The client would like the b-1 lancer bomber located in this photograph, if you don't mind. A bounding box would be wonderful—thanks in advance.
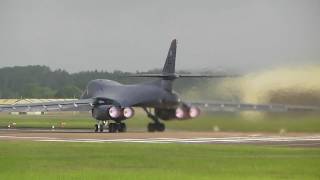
[0,39,319,132]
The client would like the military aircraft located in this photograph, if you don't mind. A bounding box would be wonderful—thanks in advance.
[0,39,319,132]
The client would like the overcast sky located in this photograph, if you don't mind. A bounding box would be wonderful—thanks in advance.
[0,0,319,73]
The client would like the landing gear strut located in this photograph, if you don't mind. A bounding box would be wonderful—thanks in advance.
[94,120,107,133]
[143,107,165,132]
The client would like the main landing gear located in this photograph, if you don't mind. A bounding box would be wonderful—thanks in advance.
[143,108,165,132]
[94,121,127,133]
[109,122,127,133]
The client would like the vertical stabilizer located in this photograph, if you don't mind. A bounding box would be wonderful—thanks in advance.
[162,39,177,75]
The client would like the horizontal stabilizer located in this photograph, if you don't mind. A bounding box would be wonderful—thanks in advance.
[127,74,169,78]
[190,101,320,112]
[176,74,239,78]
[127,73,239,79]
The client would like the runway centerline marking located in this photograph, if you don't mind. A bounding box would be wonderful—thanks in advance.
[2,135,320,145]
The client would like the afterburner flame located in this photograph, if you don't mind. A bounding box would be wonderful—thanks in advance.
[108,106,121,118]
[123,107,134,118]
[175,107,185,119]
[189,106,200,118]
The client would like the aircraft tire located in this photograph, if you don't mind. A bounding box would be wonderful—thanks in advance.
[94,124,99,132]
[156,123,165,132]
[99,124,104,132]
[118,123,127,133]
[147,123,156,132]
[109,123,117,133]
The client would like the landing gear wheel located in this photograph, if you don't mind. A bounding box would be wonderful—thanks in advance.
[99,124,104,132]
[147,123,165,132]
[109,123,117,133]
[157,123,165,132]
[108,123,127,133]
[94,124,99,132]
[143,108,166,132]
[147,123,156,132]
[118,123,127,133]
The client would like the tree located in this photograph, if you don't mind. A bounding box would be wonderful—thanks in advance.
[55,85,83,98]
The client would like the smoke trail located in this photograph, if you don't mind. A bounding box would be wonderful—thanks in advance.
[230,65,320,106]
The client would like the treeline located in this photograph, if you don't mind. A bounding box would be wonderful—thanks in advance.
[0,65,207,98]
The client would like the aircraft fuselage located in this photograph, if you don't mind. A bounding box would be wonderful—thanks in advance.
[81,79,181,109]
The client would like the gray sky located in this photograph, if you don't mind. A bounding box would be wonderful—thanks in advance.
[0,0,319,73]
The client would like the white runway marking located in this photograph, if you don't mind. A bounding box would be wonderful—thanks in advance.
[2,135,320,145]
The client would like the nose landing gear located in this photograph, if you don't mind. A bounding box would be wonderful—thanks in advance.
[94,120,106,133]
[94,120,127,133]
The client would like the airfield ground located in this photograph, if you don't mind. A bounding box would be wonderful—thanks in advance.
[0,112,320,179]
[0,140,320,180]
[1,130,320,147]
[1,112,320,132]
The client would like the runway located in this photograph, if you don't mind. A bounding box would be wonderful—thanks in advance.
[1,128,320,147]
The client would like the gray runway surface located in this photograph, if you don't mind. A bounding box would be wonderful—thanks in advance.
[1,128,320,147]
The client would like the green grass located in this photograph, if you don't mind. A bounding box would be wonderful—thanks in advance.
[0,112,320,133]
[0,141,319,180]
[0,113,93,129]
[166,112,320,132]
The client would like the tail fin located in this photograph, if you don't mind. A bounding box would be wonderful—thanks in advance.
[128,39,238,79]
[162,39,177,75]
[126,39,238,91]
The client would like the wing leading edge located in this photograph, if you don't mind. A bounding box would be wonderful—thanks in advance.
[0,99,95,113]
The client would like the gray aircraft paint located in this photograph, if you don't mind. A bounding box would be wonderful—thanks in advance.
[81,39,181,108]
[82,79,180,108]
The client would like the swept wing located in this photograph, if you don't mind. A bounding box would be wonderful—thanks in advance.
[189,101,320,112]
[0,99,94,113]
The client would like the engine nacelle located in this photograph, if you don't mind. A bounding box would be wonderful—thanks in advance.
[92,105,110,120]
[155,106,201,121]
[175,106,201,120]
[92,106,135,120]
